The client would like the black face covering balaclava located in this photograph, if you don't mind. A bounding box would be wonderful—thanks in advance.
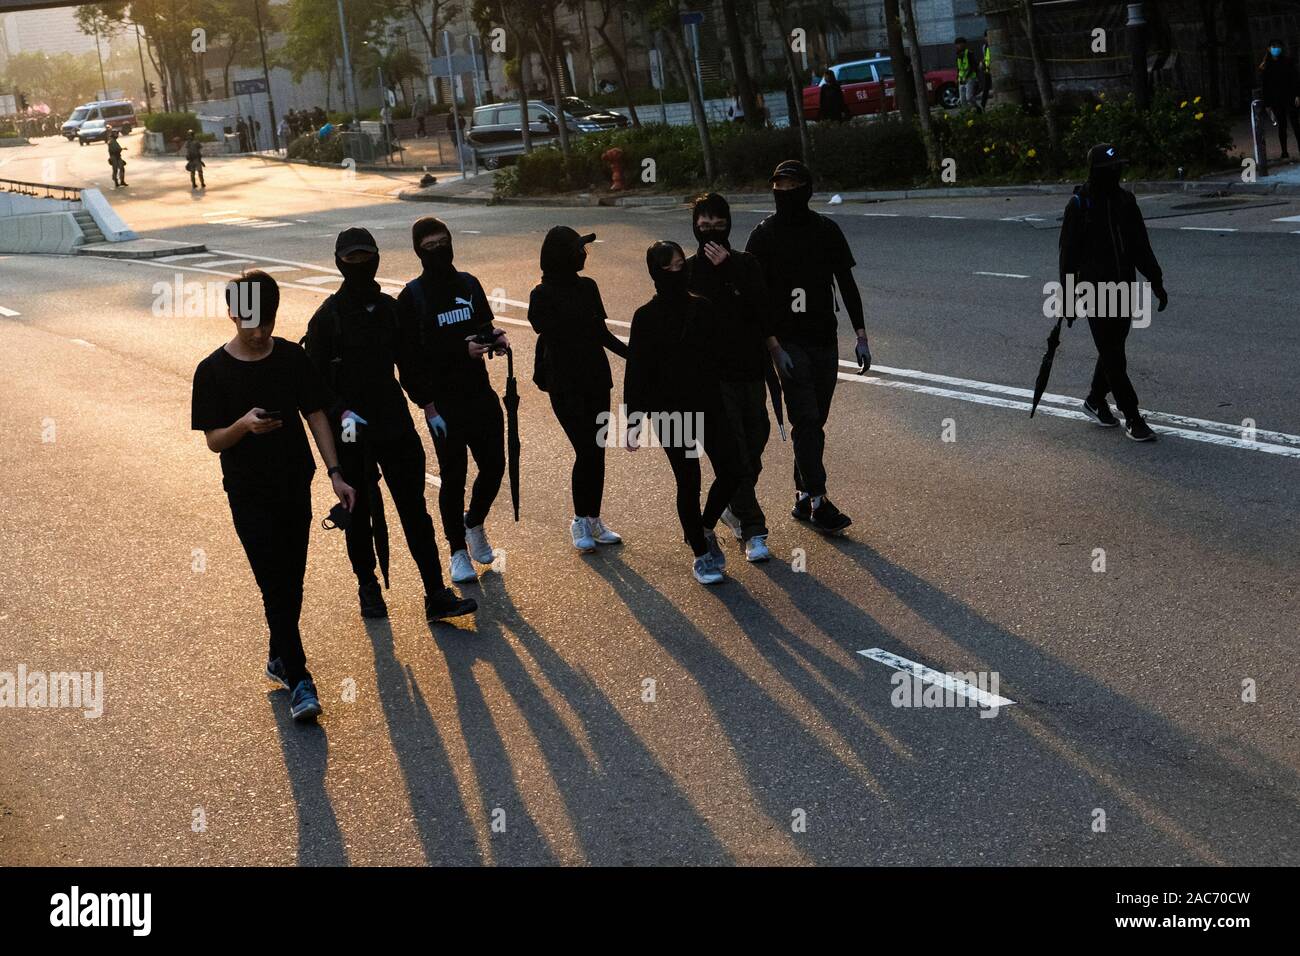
[334,227,380,293]
[540,225,589,278]
[412,216,455,276]
[1088,164,1123,194]
[647,240,689,299]
[692,193,732,251]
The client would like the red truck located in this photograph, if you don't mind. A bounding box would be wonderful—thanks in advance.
[802,56,960,121]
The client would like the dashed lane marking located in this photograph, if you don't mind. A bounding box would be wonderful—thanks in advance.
[857,648,1016,710]
[973,271,1030,279]
[1179,226,1238,232]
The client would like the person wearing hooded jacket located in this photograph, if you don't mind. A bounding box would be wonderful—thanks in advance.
[1058,143,1168,443]
[527,226,629,552]
[746,159,869,535]
[303,227,478,623]
[397,217,508,585]
[686,192,780,563]
[624,241,742,585]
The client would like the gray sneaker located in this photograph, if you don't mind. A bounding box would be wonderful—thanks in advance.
[703,529,727,570]
[692,554,725,585]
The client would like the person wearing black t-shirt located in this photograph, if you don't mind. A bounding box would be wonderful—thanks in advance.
[527,225,629,553]
[191,271,356,722]
[746,159,871,535]
[303,227,478,623]
[624,241,742,585]
[397,217,507,587]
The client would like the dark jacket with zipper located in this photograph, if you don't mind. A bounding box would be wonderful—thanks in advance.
[527,274,628,393]
[624,292,724,417]
[685,248,773,383]
[395,269,497,413]
[303,284,427,442]
[1059,183,1163,290]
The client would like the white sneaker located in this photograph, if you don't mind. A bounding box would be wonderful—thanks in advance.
[587,516,622,545]
[570,517,596,552]
[449,549,478,583]
[719,507,743,541]
[703,529,727,570]
[693,554,725,585]
[465,520,495,564]
[744,535,771,563]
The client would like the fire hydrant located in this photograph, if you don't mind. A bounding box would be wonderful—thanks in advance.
[602,147,626,191]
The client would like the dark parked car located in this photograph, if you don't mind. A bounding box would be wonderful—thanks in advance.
[467,97,629,167]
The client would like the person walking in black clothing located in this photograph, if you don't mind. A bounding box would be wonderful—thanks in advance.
[303,228,478,622]
[1058,144,1168,442]
[1260,40,1300,160]
[528,226,629,552]
[818,68,847,123]
[185,130,205,189]
[107,129,127,188]
[397,217,507,586]
[625,241,742,585]
[746,160,870,534]
[191,271,357,722]
[686,193,779,563]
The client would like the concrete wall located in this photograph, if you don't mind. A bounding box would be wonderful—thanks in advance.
[0,211,81,254]
[0,191,77,216]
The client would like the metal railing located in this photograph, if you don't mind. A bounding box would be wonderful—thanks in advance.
[0,178,83,202]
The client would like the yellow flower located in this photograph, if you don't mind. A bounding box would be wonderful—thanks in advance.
[1180,100,1188,108]
[1094,104,1102,112]
[1195,111,1204,121]
[983,146,991,153]
[1027,148,1037,158]
[1194,95,1202,104]
[1099,93,1106,100]
[966,119,974,127]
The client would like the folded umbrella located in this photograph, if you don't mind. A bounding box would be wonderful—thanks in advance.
[765,357,787,441]
[362,436,389,588]
[1030,316,1065,418]
[504,346,521,520]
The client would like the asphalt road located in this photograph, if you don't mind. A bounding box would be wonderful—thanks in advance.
[1,139,1297,865]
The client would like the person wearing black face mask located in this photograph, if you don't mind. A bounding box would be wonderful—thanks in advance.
[528,225,629,553]
[685,192,781,563]
[624,241,742,585]
[397,216,508,587]
[1059,144,1167,443]
[304,227,478,623]
[746,159,868,535]
[1259,40,1300,160]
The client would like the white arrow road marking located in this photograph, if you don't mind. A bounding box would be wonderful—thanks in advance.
[857,648,1016,709]
[0,306,20,317]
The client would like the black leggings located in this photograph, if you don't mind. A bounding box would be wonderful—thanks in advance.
[430,395,505,553]
[550,387,611,518]
[228,482,313,687]
[656,407,741,557]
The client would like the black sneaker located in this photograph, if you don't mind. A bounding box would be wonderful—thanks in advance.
[358,580,388,619]
[425,586,478,622]
[791,493,812,522]
[289,678,322,722]
[1125,416,1157,442]
[1082,397,1120,428]
[810,497,853,534]
[265,657,290,690]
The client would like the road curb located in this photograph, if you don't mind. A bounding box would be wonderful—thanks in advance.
[77,238,208,259]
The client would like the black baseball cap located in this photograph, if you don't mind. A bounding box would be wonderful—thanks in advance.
[770,159,813,186]
[335,226,379,257]
[1087,143,1128,169]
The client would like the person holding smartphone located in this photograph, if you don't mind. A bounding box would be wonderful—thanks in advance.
[191,271,356,722]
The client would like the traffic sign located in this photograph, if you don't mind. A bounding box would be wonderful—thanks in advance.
[233,78,268,95]
[679,11,704,26]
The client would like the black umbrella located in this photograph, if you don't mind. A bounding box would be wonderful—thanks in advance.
[764,357,787,441]
[504,346,521,520]
[362,438,390,587]
[1030,316,1065,418]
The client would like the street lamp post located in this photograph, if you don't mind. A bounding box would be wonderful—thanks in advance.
[1128,2,1150,109]
[335,0,359,125]
[252,0,279,151]
[135,23,153,114]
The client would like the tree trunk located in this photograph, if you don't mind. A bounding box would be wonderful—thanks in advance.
[1197,0,1221,109]
[883,0,916,121]
[661,27,716,182]
[533,28,570,158]
[594,18,640,128]
[775,15,811,162]
[899,0,938,173]
[722,0,761,128]
[1020,0,1059,154]
[518,41,534,154]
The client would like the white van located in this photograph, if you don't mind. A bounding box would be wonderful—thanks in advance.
[62,101,137,140]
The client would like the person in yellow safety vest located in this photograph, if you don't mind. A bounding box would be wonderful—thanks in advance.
[981,30,992,109]
[955,36,982,112]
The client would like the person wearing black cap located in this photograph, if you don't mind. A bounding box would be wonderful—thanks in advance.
[1059,143,1167,442]
[398,217,508,585]
[191,271,357,721]
[745,159,869,534]
[686,193,780,563]
[625,240,742,585]
[528,225,629,552]
[304,228,478,622]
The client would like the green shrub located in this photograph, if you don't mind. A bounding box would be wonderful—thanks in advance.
[144,111,202,142]
[286,131,346,163]
[933,106,1055,182]
[1062,89,1233,177]
[0,124,19,137]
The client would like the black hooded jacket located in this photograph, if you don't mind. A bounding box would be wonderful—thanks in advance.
[527,227,628,393]
[1058,181,1163,289]
[685,247,772,382]
[395,269,497,411]
[1261,53,1299,108]
[624,291,723,417]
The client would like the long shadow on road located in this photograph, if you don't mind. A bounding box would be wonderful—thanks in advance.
[269,691,348,866]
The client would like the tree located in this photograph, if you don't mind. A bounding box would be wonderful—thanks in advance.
[882,0,916,122]
[399,0,460,102]
[1018,0,1058,154]
[898,0,938,173]
[651,0,716,180]
[526,0,573,158]
[769,0,810,163]
[474,0,535,153]
[720,0,759,128]
[589,0,641,128]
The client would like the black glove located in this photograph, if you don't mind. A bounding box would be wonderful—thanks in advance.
[1153,283,1168,312]
[855,337,872,373]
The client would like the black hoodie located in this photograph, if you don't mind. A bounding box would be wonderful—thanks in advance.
[527,226,629,393]
[624,289,723,418]
[1058,177,1163,290]
[685,245,772,382]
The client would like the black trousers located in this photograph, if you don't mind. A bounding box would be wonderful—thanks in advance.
[656,405,741,557]
[111,162,125,186]
[340,426,445,594]
[717,378,770,539]
[430,394,505,553]
[1271,102,1300,155]
[228,482,313,687]
[1085,315,1140,421]
[549,387,611,518]
[780,341,840,498]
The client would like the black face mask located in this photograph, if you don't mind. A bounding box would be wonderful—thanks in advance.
[1089,166,1122,194]
[693,224,731,250]
[336,255,379,287]
[773,184,812,220]
[652,267,690,299]
[418,244,454,275]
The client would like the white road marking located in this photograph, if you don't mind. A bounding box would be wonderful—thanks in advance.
[1271,214,1300,222]
[857,648,1016,709]
[1000,215,1046,222]
[973,271,1030,279]
[461,230,482,234]
[201,210,241,218]
[1179,226,1238,232]
[0,306,20,317]
[156,253,216,262]
[862,212,900,217]
[928,215,966,219]
[247,221,292,229]
[207,217,253,224]
[201,259,253,268]
[296,275,341,285]
[70,338,94,349]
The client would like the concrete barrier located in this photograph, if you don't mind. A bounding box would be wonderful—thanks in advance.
[0,211,82,253]
[79,188,137,242]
